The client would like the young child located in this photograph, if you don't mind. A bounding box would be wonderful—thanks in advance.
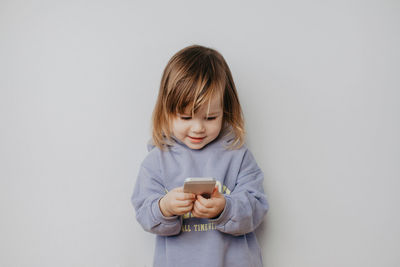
[131,45,269,267]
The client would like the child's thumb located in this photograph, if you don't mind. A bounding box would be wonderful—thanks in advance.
[212,186,220,196]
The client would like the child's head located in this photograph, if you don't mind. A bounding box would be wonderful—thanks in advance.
[152,44,244,150]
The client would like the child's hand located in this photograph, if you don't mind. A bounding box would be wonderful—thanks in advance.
[159,187,196,217]
[192,187,226,219]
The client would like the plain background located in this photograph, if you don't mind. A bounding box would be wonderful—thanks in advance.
[1,0,399,266]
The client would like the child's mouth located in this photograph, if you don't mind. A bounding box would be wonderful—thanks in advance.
[188,136,205,143]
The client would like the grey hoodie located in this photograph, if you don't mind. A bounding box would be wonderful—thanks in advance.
[131,135,269,267]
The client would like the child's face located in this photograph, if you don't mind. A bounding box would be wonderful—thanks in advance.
[171,96,223,150]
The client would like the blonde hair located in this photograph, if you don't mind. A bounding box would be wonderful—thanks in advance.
[151,44,245,150]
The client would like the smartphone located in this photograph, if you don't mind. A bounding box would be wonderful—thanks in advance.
[183,177,216,198]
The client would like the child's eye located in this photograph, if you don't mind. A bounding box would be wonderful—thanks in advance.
[206,117,217,120]
[180,116,192,120]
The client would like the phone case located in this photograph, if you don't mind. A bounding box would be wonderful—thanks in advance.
[183,177,216,197]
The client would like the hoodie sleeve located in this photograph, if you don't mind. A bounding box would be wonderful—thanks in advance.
[211,149,269,236]
[131,151,182,236]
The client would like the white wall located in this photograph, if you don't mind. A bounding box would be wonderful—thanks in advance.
[1,0,399,266]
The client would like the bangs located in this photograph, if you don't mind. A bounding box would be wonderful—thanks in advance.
[164,58,225,116]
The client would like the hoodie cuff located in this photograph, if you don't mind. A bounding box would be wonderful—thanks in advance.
[209,195,231,226]
[152,197,179,223]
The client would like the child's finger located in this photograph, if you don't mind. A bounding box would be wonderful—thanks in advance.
[196,194,213,208]
[176,193,195,201]
[211,186,221,197]
[177,206,192,215]
[192,205,207,218]
[173,187,184,192]
[174,199,194,207]
[194,198,206,212]
[192,209,202,218]
[173,187,195,200]
[196,197,214,211]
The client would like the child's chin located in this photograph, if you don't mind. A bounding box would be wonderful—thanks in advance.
[185,141,207,149]
[188,144,205,150]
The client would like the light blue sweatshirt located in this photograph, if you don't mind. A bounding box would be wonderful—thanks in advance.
[131,135,269,267]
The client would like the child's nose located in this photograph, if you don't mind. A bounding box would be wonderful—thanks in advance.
[192,119,205,133]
